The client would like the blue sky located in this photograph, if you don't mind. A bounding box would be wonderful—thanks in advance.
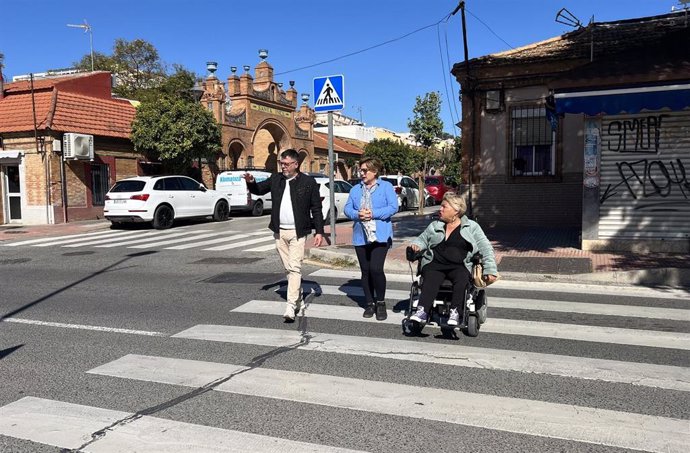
[1,0,674,134]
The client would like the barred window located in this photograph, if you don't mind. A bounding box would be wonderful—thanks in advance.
[511,106,555,176]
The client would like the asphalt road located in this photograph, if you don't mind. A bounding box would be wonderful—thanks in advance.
[0,215,688,452]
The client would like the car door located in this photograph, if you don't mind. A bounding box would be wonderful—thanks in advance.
[179,176,212,216]
[334,181,352,219]
[160,177,187,217]
[403,177,420,208]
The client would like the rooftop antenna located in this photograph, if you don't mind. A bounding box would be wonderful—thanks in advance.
[67,20,94,71]
[555,8,582,28]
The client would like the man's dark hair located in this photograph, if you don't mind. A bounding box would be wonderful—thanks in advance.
[280,149,300,162]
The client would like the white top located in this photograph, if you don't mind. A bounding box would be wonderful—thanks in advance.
[279,175,296,229]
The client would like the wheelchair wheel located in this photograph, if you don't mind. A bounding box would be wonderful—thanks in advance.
[464,315,479,337]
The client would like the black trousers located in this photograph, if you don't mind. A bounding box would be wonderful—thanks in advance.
[418,264,471,312]
[354,241,389,304]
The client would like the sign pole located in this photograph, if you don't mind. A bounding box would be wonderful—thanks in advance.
[327,111,336,245]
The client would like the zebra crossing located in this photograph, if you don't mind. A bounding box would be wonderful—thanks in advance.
[0,227,277,253]
[0,270,688,452]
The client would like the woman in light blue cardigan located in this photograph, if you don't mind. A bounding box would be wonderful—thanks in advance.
[344,157,398,321]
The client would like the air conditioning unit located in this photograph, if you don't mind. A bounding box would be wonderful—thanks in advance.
[63,133,94,160]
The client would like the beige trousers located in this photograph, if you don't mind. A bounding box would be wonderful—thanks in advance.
[275,229,306,308]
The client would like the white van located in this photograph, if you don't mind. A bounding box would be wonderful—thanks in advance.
[215,170,273,216]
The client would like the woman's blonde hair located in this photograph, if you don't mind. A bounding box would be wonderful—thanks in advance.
[443,192,467,217]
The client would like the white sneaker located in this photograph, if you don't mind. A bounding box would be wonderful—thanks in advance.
[283,305,296,322]
[447,308,460,326]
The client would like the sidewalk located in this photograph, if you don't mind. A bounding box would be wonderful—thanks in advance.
[307,210,690,289]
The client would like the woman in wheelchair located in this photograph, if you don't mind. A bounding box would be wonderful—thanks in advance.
[408,192,498,326]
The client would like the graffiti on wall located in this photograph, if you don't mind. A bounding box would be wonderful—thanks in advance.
[605,114,668,153]
[600,158,689,209]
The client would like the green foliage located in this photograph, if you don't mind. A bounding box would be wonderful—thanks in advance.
[74,38,166,99]
[363,138,423,175]
[131,96,221,174]
[408,92,444,149]
[439,136,463,183]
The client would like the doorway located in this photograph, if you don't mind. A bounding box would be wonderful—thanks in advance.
[2,165,22,222]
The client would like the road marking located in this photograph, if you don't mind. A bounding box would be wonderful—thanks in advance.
[309,269,690,300]
[164,231,268,250]
[65,229,193,248]
[0,397,367,453]
[204,236,274,251]
[243,243,277,252]
[173,325,690,391]
[88,354,690,453]
[1,317,166,337]
[2,229,133,247]
[287,283,688,320]
[233,300,690,350]
[127,232,222,248]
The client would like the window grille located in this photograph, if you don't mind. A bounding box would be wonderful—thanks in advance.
[510,106,555,176]
[91,164,109,206]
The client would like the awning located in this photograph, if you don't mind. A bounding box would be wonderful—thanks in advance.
[554,83,690,115]
[0,150,24,160]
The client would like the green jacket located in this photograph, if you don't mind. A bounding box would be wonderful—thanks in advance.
[411,216,498,275]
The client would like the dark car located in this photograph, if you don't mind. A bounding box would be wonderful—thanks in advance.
[424,175,457,204]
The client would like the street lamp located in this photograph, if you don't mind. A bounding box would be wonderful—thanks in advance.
[67,20,94,71]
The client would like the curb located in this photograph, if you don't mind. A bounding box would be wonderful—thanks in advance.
[307,247,690,289]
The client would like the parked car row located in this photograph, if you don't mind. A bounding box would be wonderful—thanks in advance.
[104,171,447,229]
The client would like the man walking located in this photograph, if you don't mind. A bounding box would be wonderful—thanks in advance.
[243,149,324,322]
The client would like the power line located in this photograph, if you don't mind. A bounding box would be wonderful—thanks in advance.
[443,22,461,133]
[465,8,514,49]
[275,13,452,76]
[436,22,458,136]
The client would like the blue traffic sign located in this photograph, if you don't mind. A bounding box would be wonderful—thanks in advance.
[313,75,345,112]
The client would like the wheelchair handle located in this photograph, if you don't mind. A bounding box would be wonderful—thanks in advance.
[406,246,424,262]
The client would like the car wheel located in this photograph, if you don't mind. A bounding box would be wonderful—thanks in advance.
[401,198,408,211]
[213,200,230,221]
[251,200,264,216]
[152,205,174,230]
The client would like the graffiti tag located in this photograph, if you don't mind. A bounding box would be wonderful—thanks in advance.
[605,114,668,153]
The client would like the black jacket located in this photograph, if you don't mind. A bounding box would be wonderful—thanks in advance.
[247,172,324,238]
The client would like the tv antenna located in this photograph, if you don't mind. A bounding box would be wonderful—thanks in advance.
[555,8,582,28]
[67,20,94,71]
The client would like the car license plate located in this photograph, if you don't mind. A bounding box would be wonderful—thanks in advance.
[113,199,127,204]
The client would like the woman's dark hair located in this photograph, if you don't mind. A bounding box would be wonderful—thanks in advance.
[359,157,383,177]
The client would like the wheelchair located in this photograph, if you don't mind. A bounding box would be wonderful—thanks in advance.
[402,246,488,337]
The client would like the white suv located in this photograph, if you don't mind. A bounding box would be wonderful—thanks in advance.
[104,176,230,229]
[380,175,421,211]
[312,176,353,223]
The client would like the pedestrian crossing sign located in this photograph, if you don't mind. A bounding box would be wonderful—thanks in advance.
[313,75,345,112]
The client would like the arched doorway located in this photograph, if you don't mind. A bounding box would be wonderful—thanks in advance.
[228,141,245,169]
[252,120,291,172]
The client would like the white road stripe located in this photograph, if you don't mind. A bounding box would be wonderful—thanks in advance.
[128,232,222,248]
[288,283,689,321]
[2,229,117,246]
[1,317,166,336]
[243,243,277,252]
[204,236,274,251]
[0,397,366,453]
[32,230,144,247]
[173,325,690,392]
[165,231,269,250]
[64,229,188,248]
[309,269,690,300]
[233,300,690,350]
[88,354,690,453]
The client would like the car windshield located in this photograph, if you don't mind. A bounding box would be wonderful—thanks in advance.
[110,180,146,192]
[425,178,440,186]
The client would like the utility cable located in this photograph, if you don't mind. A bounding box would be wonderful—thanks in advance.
[465,8,514,49]
[443,22,461,132]
[437,22,458,136]
[276,13,453,76]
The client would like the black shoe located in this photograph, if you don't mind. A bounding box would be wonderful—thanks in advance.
[363,304,375,318]
[375,301,387,321]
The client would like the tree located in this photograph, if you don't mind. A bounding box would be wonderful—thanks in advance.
[363,138,422,175]
[408,92,444,213]
[74,38,166,99]
[131,96,222,175]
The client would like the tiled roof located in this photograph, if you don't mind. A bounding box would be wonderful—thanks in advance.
[313,131,364,155]
[461,12,690,68]
[0,72,135,138]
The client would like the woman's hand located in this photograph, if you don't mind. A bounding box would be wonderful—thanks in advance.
[358,208,372,221]
[483,274,499,285]
[410,244,420,252]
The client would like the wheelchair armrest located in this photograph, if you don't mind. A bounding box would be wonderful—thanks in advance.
[406,246,424,262]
